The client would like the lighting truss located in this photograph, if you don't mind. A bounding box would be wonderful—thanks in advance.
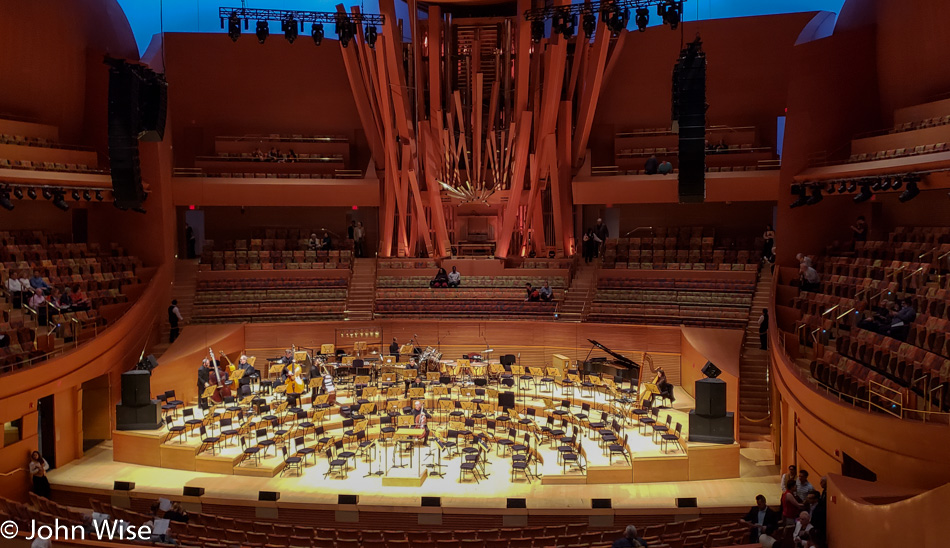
[219,7,385,27]
[524,0,682,23]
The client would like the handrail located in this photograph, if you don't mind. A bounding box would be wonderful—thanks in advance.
[0,467,27,477]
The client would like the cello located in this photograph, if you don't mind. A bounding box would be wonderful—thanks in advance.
[208,347,232,403]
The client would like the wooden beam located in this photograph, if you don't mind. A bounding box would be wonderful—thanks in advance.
[571,17,612,168]
[494,110,533,258]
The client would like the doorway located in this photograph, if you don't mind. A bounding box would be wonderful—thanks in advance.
[184,209,205,259]
[81,375,111,453]
[37,395,55,469]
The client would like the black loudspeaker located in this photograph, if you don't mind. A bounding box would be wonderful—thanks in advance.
[591,499,612,509]
[701,361,722,379]
[138,71,168,142]
[676,497,698,508]
[136,354,159,372]
[338,494,358,505]
[259,491,280,501]
[121,370,152,406]
[498,391,516,410]
[506,498,526,509]
[114,481,135,491]
[688,411,734,444]
[106,58,146,210]
[421,497,441,507]
[673,38,707,203]
[115,402,161,430]
[694,378,727,417]
[183,487,205,497]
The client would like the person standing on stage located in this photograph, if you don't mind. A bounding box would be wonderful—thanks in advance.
[389,338,400,361]
[168,299,183,343]
[413,400,429,444]
[196,359,211,402]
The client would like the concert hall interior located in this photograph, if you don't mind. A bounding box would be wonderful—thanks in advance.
[1,0,950,547]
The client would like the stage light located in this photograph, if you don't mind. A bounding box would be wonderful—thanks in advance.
[560,12,576,39]
[228,12,241,41]
[0,191,14,211]
[837,182,847,193]
[854,183,873,204]
[789,184,808,208]
[582,10,596,37]
[52,192,70,211]
[806,186,823,206]
[27,188,37,200]
[83,190,91,201]
[42,188,53,200]
[312,22,324,45]
[337,17,353,48]
[365,25,378,48]
[899,179,920,202]
[72,189,81,201]
[636,8,650,32]
[871,178,882,191]
[282,16,298,43]
[846,181,858,193]
[531,20,545,43]
[12,188,23,199]
[95,190,104,201]
[891,176,904,191]
[880,178,891,191]
[660,1,681,30]
[256,20,269,44]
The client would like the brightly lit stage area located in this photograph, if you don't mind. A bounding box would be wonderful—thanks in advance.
[48,320,776,526]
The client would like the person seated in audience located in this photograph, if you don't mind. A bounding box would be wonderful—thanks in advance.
[657,159,673,175]
[447,266,461,287]
[71,284,90,311]
[430,268,449,288]
[288,149,298,162]
[142,503,171,543]
[857,298,896,333]
[538,281,553,302]
[268,146,280,161]
[782,478,804,526]
[799,263,820,292]
[712,138,727,153]
[28,289,48,326]
[59,287,74,310]
[163,501,189,523]
[29,270,51,294]
[886,298,916,340]
[795,253,813,268]
[796,469,814,501]
[740,494,780,544]
[644,155,659,175]
[308,232,320,251]
[5,270,25,308]
[792,511,814,547]
[322,231,332,250]
[850,215,868,244]
[611,525,647,548]
[252,147,265,161]
[525,283,540,302]
[18,270,32,297]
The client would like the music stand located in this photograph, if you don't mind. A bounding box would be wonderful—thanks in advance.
[428,438,446,478]
[363,439,380,478]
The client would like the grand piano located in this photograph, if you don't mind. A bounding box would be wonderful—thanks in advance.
[583,339,642,381]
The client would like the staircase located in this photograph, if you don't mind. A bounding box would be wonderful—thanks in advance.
[557,262,598,322]
[150,259,199,357]
[738,267,774,449]
[345,258,376,321]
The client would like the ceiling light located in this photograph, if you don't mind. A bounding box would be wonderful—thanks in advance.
[282,17,298,43]
[95,190,104,201]
[636,8,650,31]
[0,191,14,211]
[790,184,808,208]
[228,13,241,41]
[12,188,23,199]
[28,188,37,199]
[899,180,920,203]
[312,22,324,45]
[806,186,823,206]
[854,183,873,204]
[256,20,269,44]
[52,192,70,211]
[365,25,378,48]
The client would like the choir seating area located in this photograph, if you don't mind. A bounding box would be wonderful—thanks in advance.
[201,233,353,271]
[0,118,104,174]
[783,227,950,418]
[602,228,763,271]
[191,275,349,324]
[0,232,144,375]
[844,98,950,164]
[1,494,765,548]
[589,273,757,328]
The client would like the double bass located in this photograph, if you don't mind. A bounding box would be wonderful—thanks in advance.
[208,348,232,403]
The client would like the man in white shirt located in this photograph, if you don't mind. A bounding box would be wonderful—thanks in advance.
[447,266,461,288]
[796,469,815,501]
[538,282,553,302]
[5,274,23,308]
[800,263,820,292]
[792,511,814,546]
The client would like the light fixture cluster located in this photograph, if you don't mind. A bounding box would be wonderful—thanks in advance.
[790,172,928,208]
[220,7,385,48]
[525,0,684,41]
[0,185,106,212]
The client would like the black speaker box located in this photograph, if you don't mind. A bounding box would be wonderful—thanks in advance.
[183,487,205,497]
[701,360,722,379]
[115,401,161,431]
[114,481,135,491]
[338,494,358,505]
[259,491,280,501]
[506,498,526,509]
[498,391,516,410]
[688,411,734,444]
[138,72,167,142]
[121,370,152,406]
[676,497,698,508]
[591,499,612,509]
[694,378,727,417]
[421,497,441,507]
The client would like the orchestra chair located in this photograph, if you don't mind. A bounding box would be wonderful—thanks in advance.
[198,425,221,456]
[281,446,304,476]
[324,448,348,478]
[608,434,631,464]
[182,408,204,438]
[219,417,240,447]
[240,436,263,467]
[161,390,184,420]
[661,422,683,453]
[163,416,187,444]
[459,447,483,483]
[652,414,672,444]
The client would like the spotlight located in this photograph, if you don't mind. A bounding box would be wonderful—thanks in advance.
[891,177,904,191]
[899,180,920,202]
[806,186,824,206]
[854,183,873,203]
[256,20,269,44]
[312,22,324,45]
[52,192,70,211]
[659,1,681,30]
[636,8,650,31]
[365,25,378,48]
[27,188,37,200]
[0,191,13,211]
[879,178,891,191]
[560,12,576,39]
[282,17,298,43]
[72,189,81,201]
[42,188,53,200]
[95,190,104,201]
[582,10,596,37]
[531,20,545,43]
[83,190,91,201]
[12,188,23,199]
[790,184,808,208]
[846,181,858,193]
[336,17,353,48]
[837,182,847,194]
[228,13,241,41]
[871,178,882,191]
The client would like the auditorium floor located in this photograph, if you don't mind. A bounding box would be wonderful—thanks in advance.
[49,439,780,510]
